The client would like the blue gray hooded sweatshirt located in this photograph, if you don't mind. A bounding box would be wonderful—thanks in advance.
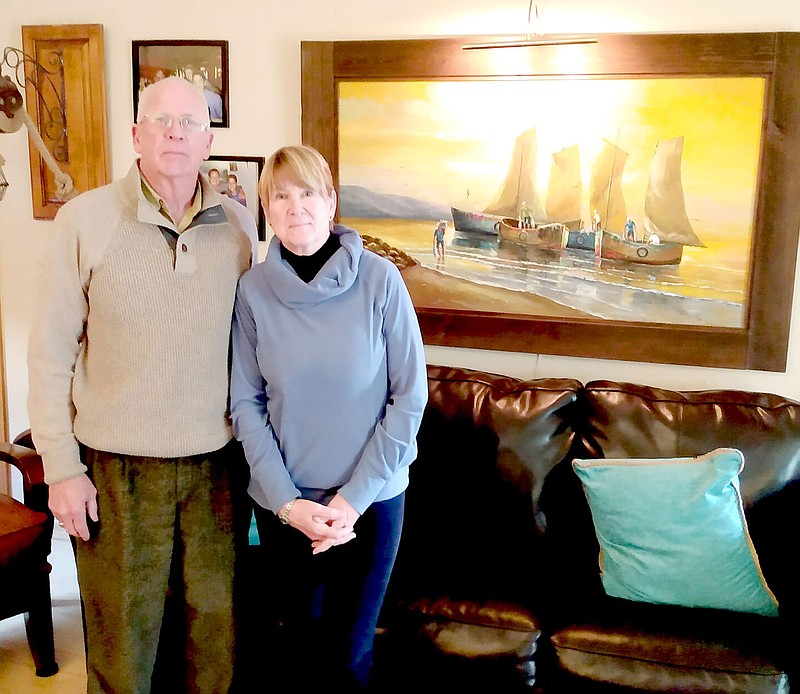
[230,224,428,515]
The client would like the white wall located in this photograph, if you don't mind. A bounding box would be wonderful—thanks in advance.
[2,0,800,441]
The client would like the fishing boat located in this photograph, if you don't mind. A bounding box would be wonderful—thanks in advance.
[562,138,628,252]
[595,137,704,265]
[449,206,503,236]
[453,127,545,238]
[598,232,688,264]
[457,129,585,248]
[546,143,583,229]
[497,217,566,250]
[451,128,582,242]
[564,229,595,250]
[482,128,543,219]
[544,143,592,250]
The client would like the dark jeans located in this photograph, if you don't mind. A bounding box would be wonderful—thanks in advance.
[253,493,404,693]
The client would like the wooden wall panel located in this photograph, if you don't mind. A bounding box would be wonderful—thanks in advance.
[21,23,110,220]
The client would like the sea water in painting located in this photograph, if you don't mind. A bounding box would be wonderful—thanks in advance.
[338,77,765,328]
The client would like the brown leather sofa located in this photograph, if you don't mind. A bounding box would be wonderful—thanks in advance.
[8,365,797,690]
[369,366,799,693]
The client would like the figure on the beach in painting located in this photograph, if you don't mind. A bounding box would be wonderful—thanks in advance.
[433,219,447,261]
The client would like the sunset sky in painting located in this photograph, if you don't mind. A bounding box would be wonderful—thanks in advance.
[338,77,765,249]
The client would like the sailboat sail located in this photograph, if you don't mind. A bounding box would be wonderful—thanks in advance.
[483,127,544,219]
[643,137,704,247]
[589,140,627,234]
[545,144,582,226]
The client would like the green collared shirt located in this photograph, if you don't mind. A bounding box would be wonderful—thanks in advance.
[139,172,203,233]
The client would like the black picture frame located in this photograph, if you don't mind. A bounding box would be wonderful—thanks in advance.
[202,155,266,241]
[132,40,229,128]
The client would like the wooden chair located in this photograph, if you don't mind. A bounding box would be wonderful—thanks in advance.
[0,439,58,677]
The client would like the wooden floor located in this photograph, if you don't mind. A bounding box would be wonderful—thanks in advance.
[0,525,86,694]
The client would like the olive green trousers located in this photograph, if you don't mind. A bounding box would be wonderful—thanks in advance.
[76,442,250,694]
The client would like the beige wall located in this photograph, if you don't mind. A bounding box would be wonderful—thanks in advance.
[2,0,800,442]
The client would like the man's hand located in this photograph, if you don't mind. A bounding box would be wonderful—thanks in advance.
[48,474,98,541]
[311,493,360,555]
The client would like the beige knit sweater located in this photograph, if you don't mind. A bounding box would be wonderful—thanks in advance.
[27,163,258,484]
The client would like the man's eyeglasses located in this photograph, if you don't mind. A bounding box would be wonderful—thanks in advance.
[139,113,210,133]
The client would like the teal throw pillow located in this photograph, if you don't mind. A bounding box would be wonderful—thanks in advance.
[573,448,778,617]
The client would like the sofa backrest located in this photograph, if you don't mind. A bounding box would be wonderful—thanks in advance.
[387,366,581,607]
[579,380,800,504]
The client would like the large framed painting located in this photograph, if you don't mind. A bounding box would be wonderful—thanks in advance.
[301,33,800,371]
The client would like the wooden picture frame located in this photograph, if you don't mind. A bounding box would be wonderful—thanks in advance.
[21,23,110,220]
[301,33,800,372]
[132,40,229,128]
[201,155,266,240]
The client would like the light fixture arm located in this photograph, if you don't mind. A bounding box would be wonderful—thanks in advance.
[526,0,541,40]
[462,0,597,50]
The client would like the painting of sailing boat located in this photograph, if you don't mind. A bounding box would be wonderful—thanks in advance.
[590,137,705,265]
[472,128,575,250]
[451,128,580,246]
[338,76,765,329]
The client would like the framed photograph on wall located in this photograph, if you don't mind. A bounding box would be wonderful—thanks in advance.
[201,155,266,240]
[132,40,229,127]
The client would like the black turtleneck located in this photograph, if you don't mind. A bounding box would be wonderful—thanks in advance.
[280,232,341,283]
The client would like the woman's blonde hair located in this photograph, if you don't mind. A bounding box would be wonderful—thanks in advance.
[259,145,334,210]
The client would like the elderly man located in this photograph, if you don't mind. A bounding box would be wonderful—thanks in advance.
[26,76,300,692]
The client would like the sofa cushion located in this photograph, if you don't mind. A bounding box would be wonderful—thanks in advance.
[550,602,789,694]
[377,366,580,689]
[385,366,581,609]
[405,596,540,655]
[377,597,541,689]
[573,448,778,616]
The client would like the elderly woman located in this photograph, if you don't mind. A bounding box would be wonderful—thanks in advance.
[230,145,427,692]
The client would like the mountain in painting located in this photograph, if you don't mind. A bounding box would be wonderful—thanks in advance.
[339,185,450,220]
